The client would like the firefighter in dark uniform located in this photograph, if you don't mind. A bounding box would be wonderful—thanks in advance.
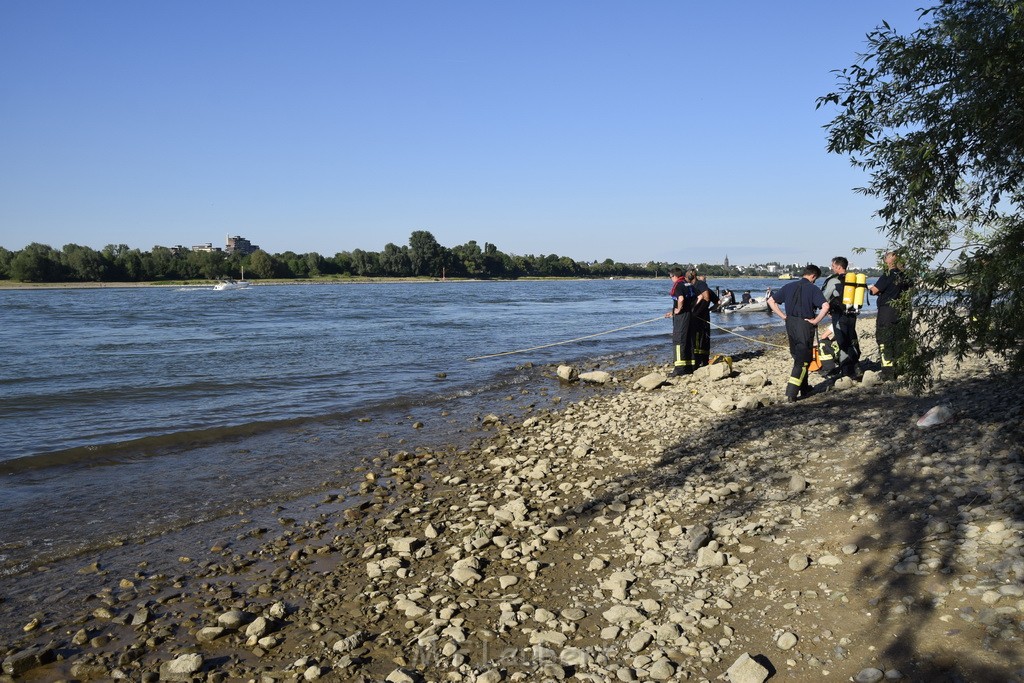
[693,273,715,367]
[820,256,861,379]
[767,264,830,402]
[869,251,910,380]
[664,267,698,375]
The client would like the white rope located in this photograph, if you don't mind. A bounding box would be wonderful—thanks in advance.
[466,314,795,362]
[466,316,665,361]
[709,319,789,349]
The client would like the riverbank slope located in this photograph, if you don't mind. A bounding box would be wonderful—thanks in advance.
[2,318,1022,682]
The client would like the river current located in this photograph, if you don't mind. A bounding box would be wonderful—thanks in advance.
[1,277,843,573]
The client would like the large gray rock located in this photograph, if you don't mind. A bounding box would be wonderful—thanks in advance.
[580,370,613,384]
[196,626,226,642]
[648,658,676,680]
[854,668,885,683]
[159,653,204,682]
[556,365,579,382]
[742,371,768,388]
[833,376,858,391]
[633,372,668,391]
[387,537,421,554]
[686,524,712,551]
[709,397,736,412]
[694,363,731,381]
[776,631,798,650]
[788,554,810,571]
[3,646,55,676]
[697,547,725,567]
[602,604,644,624]
[737,396,762,410]
[217,609,248,629]
[861,369,882,387]
[726,653,770,683]
[386,668,420,683]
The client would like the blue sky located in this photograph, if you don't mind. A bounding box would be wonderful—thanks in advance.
[0,2,925,267]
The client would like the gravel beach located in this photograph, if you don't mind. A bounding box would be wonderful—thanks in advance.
[2,317,1023,682]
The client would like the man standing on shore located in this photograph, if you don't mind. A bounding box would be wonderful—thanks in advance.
[664,267,698,375]
[820,256,861,379]
[869,251,910,380]
[693,273,715,367]
[767,264,830,402]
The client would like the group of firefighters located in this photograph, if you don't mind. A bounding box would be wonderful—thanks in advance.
[667,254,910,400]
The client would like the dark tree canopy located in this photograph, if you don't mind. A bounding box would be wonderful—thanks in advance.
[819,0,1024,388]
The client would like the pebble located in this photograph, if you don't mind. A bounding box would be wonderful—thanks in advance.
[854,667,885,683]
[776,631,798,650]
[789,554,811,571]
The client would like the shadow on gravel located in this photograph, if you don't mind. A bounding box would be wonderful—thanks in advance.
[561,369,1024,682]
[841,373,1024,682]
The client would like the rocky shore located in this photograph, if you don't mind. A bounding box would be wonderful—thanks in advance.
[3,318,1023,682]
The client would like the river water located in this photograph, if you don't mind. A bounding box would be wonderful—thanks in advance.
[0,277,843,574]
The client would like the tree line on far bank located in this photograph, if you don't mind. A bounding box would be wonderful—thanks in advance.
[0,230,799,283]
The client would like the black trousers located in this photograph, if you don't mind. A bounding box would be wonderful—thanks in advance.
[831,313,860,376]
[672,312,695,370]
[694,313,710,366]
[876,304,900,368]
[785,316,815,396]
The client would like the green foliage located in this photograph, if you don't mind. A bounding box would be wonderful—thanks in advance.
[2,236,803,283]
[10,243,62,281]
[0,247,12,279]
[408,230,444,277]
[819,0,1024,388]
[61,244,107,281]
[247,250,275,279]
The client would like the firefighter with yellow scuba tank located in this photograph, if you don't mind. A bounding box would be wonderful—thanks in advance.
[664,267,699,376]
[820,256,863,379]
[869,251,910,380]
[767,264,830,402]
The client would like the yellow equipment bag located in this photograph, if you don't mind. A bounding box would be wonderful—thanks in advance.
[709,354,733,373]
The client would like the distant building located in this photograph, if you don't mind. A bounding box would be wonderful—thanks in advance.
[724,254,730,269]
[191,243,222,253]
[225,235,260,255]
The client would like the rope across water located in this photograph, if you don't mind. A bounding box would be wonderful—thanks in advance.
[466,314,787,362]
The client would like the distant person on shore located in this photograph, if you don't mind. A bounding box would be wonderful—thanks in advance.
[693,273,715,367]
[767,264,830,402]
[869,251,910,380]
[664,267,698,375]
[820,256,861,379]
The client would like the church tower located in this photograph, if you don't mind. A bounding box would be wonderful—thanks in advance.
[724,254,730,269]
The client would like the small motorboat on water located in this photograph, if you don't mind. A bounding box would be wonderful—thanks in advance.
[718,288,773,313]
[213,278,249,291]
[213,267,250,290]
[718,298,769,313]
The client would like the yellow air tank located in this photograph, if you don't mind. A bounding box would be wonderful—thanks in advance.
[842,272,857,306]
[854,272,867,306]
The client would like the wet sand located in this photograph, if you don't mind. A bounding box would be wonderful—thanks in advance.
[2,317,1022,682]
